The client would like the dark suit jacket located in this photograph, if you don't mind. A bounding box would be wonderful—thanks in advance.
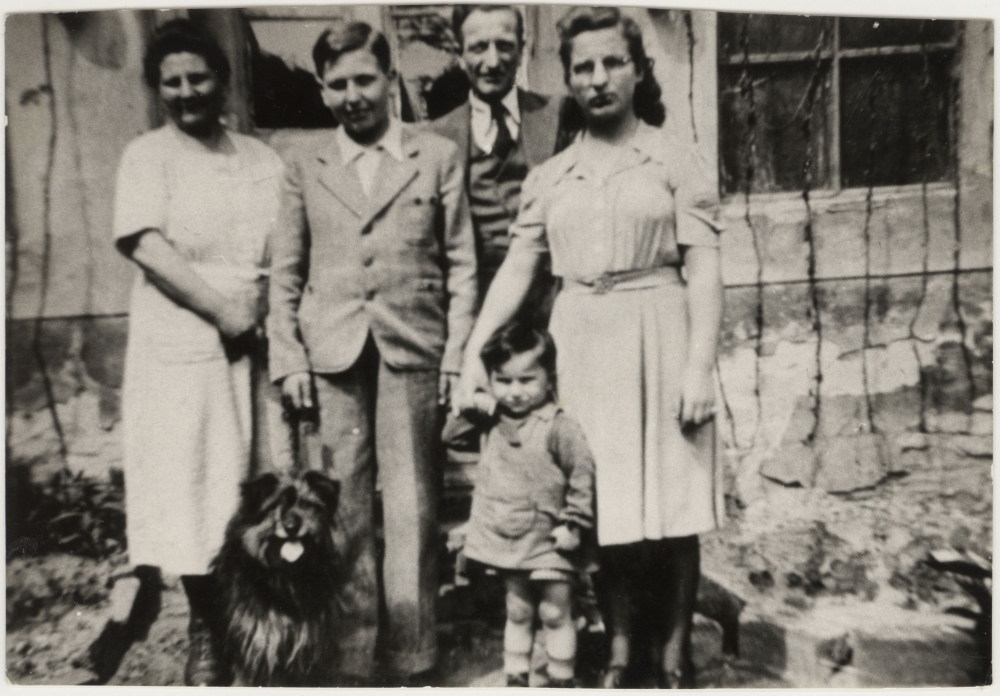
[267,125,478,382]
[427,89,562,175]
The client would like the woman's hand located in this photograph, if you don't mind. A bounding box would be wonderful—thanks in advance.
[678,366,715,431]
[680,245,722,432]
[215,301,259,339]
[451,359,495,416]
[282,372,315,411]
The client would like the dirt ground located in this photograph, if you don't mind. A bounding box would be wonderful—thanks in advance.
[7,420,988,688]
[6,550,786,688]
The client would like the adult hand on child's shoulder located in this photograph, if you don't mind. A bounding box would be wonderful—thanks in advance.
[452,359,495,416]
[438,372,460,406]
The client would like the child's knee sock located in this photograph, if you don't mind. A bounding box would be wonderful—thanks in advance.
[543,618,577,680]
[504,617,534,676]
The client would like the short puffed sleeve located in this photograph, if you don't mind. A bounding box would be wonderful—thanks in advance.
[669,135,723,248]
[507,165,550,256]
[112,134,168,243]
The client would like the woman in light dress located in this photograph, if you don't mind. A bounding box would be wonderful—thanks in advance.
[112,19,284,685]
[455,7,724,688]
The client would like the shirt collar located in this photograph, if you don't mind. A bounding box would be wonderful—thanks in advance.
[559,120,664,180]
[468,88,521,125]
[495,401,558,445]
[501,401,558,425]
[337,118,405,164]
[628,120,665,164]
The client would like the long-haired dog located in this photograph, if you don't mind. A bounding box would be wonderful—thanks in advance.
[211,470,342,686]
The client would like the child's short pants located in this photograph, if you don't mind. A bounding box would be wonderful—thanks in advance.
[527,568,576,583]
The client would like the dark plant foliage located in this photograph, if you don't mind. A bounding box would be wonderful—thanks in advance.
[7,468,126,559]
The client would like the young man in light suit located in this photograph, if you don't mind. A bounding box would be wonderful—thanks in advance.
[429,5,562,300]
[267,22,477,684]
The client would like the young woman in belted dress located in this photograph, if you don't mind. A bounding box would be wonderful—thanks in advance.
[454,7,724,688]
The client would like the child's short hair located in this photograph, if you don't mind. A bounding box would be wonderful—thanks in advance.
[312,21,391,77]
[481,319,557,377]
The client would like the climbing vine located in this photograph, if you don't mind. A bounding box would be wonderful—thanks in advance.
[799,21,830,443]
[859,57,881,432]
[684,10,698,143]
[909,24,938,435]
[948,23,977,408]
[738,14,765,448]
[33,14,69,465]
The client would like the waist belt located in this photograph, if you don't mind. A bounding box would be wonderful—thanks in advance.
[561,266,682,294]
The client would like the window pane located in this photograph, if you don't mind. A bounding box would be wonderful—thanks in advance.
[249,19,341,128]
[839,17,957,49]
[392,8,468,120]
[840,53,953,188]
[720,63,831,194]
[718,13,830,58]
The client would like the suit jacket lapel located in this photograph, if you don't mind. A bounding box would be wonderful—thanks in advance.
[455,102,472,170]
[518,89,558,167]
[316,137,368,219]
[363,129,420,227]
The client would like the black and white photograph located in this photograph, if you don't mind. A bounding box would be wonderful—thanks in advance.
[4,0,993,688]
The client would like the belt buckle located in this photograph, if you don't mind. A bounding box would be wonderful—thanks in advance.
[593,275,615,294]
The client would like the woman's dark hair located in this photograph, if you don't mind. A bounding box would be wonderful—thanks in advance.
[556,6,665,129]
[142,19,231,89]
[481,319,557,379]
[312,22,391,77]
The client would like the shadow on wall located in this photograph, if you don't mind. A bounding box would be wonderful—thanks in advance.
[57,12,127,69]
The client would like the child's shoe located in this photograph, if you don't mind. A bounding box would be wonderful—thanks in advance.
[506,672,530,687]
[546,676,576,689]
[542,665,577,689]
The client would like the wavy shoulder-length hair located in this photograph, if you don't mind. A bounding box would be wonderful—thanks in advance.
[555,7,665,138]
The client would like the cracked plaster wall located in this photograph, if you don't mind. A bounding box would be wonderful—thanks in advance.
[6,12,994,503]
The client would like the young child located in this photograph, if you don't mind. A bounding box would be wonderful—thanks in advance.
[460,320,596,688]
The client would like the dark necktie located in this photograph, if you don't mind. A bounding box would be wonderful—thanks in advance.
[490,101,514,160]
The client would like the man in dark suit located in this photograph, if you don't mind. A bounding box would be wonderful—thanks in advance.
[268,22,476,683]
[429,5,562,298]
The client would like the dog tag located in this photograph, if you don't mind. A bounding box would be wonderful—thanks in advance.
[281,541,304,563]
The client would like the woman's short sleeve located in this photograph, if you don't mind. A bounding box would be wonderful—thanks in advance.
[507,165,550,256]
[671,137,723,248]
[113,136,168,243]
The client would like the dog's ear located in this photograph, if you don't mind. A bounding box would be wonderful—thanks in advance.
[241,473,280,511]
[303,471,340,514]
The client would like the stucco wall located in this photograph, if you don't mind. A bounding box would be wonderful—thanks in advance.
[6,11,154,320]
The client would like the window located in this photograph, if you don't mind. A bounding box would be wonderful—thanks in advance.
[243,5,467,129]
[717,14,959,195]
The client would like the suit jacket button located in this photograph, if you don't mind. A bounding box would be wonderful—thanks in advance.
[363,256,374,267]
[365,289,376,301]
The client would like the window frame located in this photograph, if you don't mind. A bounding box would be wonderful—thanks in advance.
[717,15,959,201]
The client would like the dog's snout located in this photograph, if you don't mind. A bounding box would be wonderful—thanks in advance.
[282,511,302,537]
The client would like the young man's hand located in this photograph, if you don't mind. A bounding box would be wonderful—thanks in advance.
[438,372,461,406]
[281,372,314,410]
[550,524,580,552]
